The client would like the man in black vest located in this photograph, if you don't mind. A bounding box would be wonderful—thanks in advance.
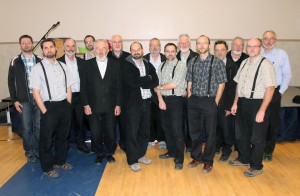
[81,39,122,165]
[144,38,166,149]
[176,34,197,154]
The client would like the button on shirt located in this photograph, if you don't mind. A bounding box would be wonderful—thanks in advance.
[149,54,162,71]
[31,59,74,101]
[21,54,36,92]
[132,58,152,99]
[96,57,108,78]
[186,54,227,97]
[65,56,80,92]
[234,55,277,99]
[157,59,187,96]
[261,47,292,94]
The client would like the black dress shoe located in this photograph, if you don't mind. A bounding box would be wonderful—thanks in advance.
[77,143,91,154]
[159,152,174,159]
[106,156,116,163]
[175,162,183,170]
[95,156,104,165]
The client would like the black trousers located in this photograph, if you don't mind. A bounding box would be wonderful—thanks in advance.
[116,112,126,150]
[188,95,217,165]
[71,93,86,144]
[39,100,72,172]
[235,98,270,170]
[149,102,165,142]
[216,108,235,156]
[265,88,281,154]
[182,97,192,149]
[161,96,185,163]
[88,112,115,157]
[125,99,150,165]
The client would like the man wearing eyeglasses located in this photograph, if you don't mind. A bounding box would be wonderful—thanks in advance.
[83,35,96,60]
[107,34,130,152]
[229,37,277,177]
[186,35,227,173]
[8,35,42,163]
[261,30,292,162]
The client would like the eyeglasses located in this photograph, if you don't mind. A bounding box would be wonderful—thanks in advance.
[85,41,94,44]
[247,45,261,49]
[196,42,209,45]
[263,37,276,42]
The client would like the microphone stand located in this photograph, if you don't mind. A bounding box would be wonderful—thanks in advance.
[33,23,59,52]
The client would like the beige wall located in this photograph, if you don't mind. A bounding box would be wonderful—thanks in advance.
[1,0,300,99]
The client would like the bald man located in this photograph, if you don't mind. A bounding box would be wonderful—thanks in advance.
[230,37,276,177]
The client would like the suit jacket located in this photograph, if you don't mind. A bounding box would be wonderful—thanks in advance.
[57,55,87,93]
[176,49,198,65]
[122,56,159,108]
[80,57,122,114]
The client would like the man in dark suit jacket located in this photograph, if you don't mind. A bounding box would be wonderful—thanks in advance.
[176,34,198,153]
[107,34,130,152]
[122,42,158,172]
[144,38,167,150]
[57,38,91,154]
[81,39,122,164]
[214,40,238,163]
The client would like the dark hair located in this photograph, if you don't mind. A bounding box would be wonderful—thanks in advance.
[40,38,56,49]
[214,40,228,50]
[130,42,143,50]
[19,35,33,44]
[84,35,95,43]
[164,43,177,52]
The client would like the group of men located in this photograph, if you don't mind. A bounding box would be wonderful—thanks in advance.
[8,30,291,178]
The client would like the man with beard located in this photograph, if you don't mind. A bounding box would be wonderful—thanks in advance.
[81,39,122,165]
[261,30,292,162]
[31,38,74,178]
[83,35,96,60]
[144,38,166,149]
[186,35,227,173]
[8,35,42,163]
[226,37,249,68]
[122,42,158,172]
[57,38,91,154]
[214,40,238,162]
[176,34,197,154]
[230,37,276,177]
[107,34,130,152]
[156,43,186,170]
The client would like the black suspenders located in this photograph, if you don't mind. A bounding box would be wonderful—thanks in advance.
[191,55,214,97]
[40,61,67,101]
[161,60,179,95]
[250,57,265,98]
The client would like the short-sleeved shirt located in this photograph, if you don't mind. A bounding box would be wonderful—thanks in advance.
[157,59,187,96]
[234,55,277,99]
[186,53,227,97]
[31,58,74,101]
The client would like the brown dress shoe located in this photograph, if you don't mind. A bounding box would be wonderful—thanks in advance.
[202,164,213,173]
[188,159,203,168]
